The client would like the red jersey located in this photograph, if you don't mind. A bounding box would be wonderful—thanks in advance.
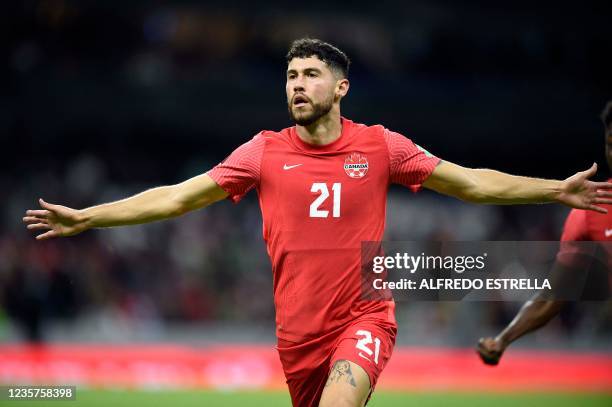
[558,179,611,273]
[208,118,439,342]
[560,182,612,242]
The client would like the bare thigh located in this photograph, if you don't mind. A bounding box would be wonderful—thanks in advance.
[318,359,370,407]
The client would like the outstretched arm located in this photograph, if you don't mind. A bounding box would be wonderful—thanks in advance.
[23,174,228,240]
[423,161,612,213]
[476,293,564,366]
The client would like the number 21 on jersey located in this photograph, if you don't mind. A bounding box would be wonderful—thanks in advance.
[309,182,341,218]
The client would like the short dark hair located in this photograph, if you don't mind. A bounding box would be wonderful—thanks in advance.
[286,38,350,78]
[601,101,612,129]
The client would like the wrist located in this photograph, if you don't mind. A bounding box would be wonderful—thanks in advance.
[548,180,564,203]
[78,209,94,229]
[495,333,510,350]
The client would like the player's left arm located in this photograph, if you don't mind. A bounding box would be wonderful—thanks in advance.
[422,161,612,213]
[477,292,564,366]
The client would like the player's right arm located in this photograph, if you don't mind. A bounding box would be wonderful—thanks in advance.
[23,174,228,240]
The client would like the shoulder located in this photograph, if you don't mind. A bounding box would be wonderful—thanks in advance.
[238,129,287,152]
[344,120,391,148]
[561,209,588,241]
[562,207,612,241]
[566,208,587,225]
[346,119,386,137]
[256,126,294,144]
[349,121,417,146]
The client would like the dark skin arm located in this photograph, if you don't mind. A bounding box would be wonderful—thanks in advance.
[477,293,564,365]
[477,241,598,366]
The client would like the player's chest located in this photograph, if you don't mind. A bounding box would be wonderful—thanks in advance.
[587,209,612,240]
[259,149,388,218]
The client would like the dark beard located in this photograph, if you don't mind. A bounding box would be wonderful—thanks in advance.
[288,95,334,126]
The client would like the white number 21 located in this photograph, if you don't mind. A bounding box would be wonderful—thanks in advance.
[309,182,341,218]
[356,329,381,365]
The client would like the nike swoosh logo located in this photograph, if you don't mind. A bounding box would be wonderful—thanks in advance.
[605,228,612,238]
[283,164,302,170]
[358,352,372,363]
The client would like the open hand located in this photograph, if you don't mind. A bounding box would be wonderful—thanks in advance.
[558,163,612,214]
[23,199,88,240]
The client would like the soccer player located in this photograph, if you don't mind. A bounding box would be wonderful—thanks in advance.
[477,101,612,366]
[23,39,612,406]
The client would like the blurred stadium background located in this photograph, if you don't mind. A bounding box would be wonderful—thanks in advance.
[1,0,611,405]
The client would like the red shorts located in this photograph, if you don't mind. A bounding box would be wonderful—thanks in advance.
[277,317,397,407]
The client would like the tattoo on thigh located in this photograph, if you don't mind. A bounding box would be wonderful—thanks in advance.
[325,360,357,387]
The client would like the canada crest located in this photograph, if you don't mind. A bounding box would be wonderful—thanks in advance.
[344,152,369,178]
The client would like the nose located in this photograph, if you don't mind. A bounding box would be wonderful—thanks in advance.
[293,82,305,94]
[292,74,306,93]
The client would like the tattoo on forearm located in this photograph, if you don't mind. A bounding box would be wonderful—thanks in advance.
[325,360,357,387]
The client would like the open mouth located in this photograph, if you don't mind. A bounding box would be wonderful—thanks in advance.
[293,94,309,107]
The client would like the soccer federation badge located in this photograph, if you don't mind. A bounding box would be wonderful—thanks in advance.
[344,153,369,178]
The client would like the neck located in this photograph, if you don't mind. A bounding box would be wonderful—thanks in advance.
[295,108,342,146]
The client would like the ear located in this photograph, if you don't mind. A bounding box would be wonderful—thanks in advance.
[335,78,350,98]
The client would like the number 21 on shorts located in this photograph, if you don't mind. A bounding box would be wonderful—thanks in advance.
[355,329,381,365]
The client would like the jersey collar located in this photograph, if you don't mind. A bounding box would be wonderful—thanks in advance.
[290,117,352,153]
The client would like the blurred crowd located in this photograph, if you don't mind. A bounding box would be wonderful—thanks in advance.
[4,1,610,176]
[7,1,608,81]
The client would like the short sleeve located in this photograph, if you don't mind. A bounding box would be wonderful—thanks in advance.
[560,209,588,242]
[383,129,440,190]
[207,132,266,203]
[557,209,592,268]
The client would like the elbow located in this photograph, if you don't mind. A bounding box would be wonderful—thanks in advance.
[171,203,189,217]
[170,195,203,217]
[449,169,488,203]
[169,190,215,217]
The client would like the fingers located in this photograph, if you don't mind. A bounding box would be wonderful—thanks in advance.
[476,337,502,366]
[24,199,56,224]
[477,352,500,366]
[477,337,493,352]
[594,182,612,190]
[27,223,51,231]
[582,162,597,177]
[586,204,608,214]
[476,338,490,353]
[36,230,59,241]
[593,198,612,205]
[39,198,58,211]
[24,199,59,218]
[25,209,50,217]
[476,347,499,366]
[23,216,48,224]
